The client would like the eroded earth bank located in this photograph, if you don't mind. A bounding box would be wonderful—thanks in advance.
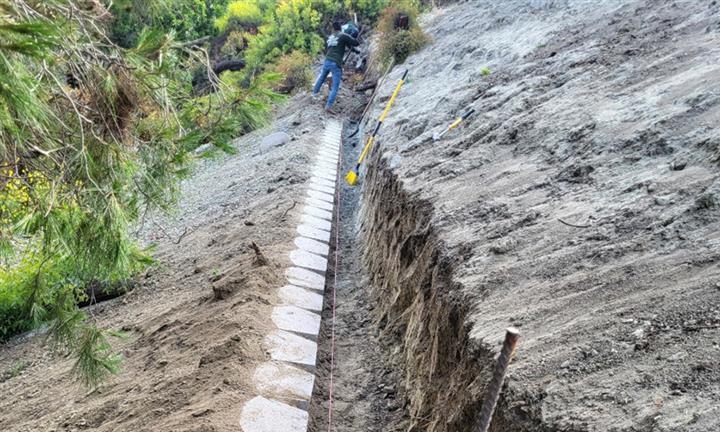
[346,1,720,431]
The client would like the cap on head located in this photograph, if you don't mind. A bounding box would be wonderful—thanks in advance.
[332,21,342,31]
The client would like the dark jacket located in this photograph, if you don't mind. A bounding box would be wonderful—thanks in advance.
[325,32,359,66]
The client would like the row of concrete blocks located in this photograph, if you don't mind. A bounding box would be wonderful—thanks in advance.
[240,120,343,432]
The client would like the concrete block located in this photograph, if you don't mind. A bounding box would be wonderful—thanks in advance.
[286,266,325,291]
[306,189,334,204]
[240,396,308,432]
[278,285,324,311]
[265,329,317,365]
[253,361,315,400]
[307,182,336,196]
[271,305,321,335]
[294,236,330,256]
[290,248,328,272]
[297,224,331,242]
[314,161,337,171]
[300,213,332,231]
[305,197,334,211]
[301,205,333,221]
[308,177,336,190]
[316,154,338,164]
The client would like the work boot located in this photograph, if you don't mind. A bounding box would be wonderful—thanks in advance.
[325,106,337,115]
[311,93,321,102]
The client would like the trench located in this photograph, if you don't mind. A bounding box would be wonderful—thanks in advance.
[308,118,549,431]
[308,120,406,431]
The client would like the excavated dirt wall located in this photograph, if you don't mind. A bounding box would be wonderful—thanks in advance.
[360,157,548,432]
[360,156,481,431]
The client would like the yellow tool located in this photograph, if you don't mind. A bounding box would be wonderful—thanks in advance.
[346,69,408,186]
[433,108,475,141]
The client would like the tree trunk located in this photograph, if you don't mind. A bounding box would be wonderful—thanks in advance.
[78,280,134,307]
[212,59,246,75]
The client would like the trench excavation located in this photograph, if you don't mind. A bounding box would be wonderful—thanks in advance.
[307,120,405,432]
[304,117,542,432]
[358,149,553,432]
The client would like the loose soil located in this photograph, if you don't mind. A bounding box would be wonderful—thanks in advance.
[0,100,326,432]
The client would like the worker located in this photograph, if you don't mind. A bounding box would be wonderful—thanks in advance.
[312,21,360,114]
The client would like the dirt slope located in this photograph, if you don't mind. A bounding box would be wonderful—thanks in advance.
[0,100,324,432]
[360,1,720,431]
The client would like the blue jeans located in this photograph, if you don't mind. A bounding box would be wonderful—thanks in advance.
[312,59,342,109]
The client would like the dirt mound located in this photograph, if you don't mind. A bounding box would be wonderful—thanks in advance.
[211,244,277,301]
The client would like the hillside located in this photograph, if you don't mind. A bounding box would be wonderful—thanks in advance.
[359,1,720,430]
[1,1,718,432]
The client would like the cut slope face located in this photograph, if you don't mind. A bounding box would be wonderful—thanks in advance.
[360,1,720,431]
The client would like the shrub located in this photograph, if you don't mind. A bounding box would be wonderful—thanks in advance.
[0,280,33,342]
[110,0,229,47]
[215,1,265,32]
[244,0,324,69]
[344,0,388,20]
[319,0,388,22]
[380,27,429,64]
[180,70,285,148]
[376,0,420,34]
[0,245,81,342]
[214,0,393,80]
[376,0,428,65]
[220,31,248,57]
[274,50,313,92]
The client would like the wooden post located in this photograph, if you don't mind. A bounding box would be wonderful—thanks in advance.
[477,328,521,432]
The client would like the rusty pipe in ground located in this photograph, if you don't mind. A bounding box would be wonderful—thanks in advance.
[477,327,521,432]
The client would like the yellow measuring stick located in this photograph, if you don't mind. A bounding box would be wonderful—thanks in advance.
[346,69,409,186]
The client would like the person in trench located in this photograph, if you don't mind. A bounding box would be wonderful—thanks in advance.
[312,21,360,114]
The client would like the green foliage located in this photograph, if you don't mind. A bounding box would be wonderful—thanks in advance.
[312,0,388,26]
[377,0,429,65]
[215,1,265,31]
[220,71,287,128]
[177,63,284,154]
[0,271,34,341]
[380,27,429,65]
[480,66,491,76]
[70,324,124,388]
[340,0,388,21]
[7,360,27,378]
[0,0,280,387]
[244,0,324,69]
[274,50,313,92]
[110,0,230,47]
[220,31,248,57]
[0,237,148,343]
[376,0,421,33]
[2,0,394,389]
[0,21,58,57]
